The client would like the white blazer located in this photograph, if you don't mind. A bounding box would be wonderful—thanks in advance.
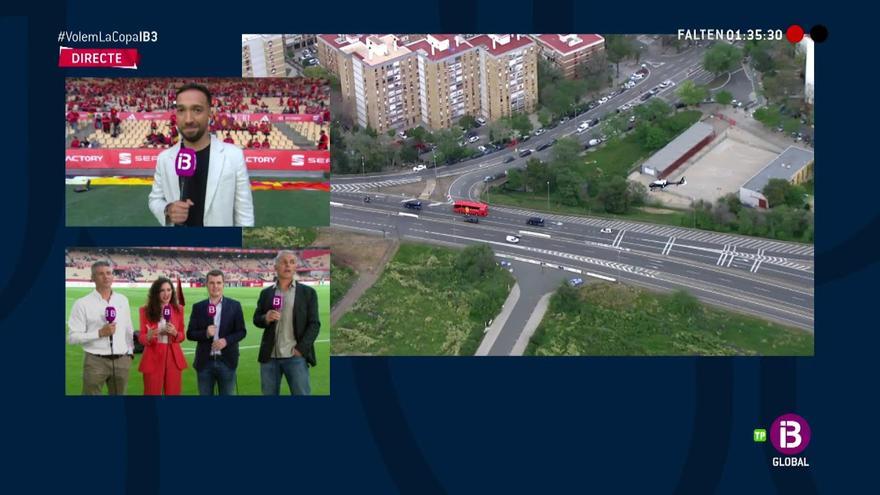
[148,135,255,226]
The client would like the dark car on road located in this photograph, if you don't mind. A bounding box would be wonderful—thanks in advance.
[536,142,553,152]
[403,200,422,210]
[518,149,532,158]
[527,217,545,226]
[464,216,479,224]
[503,156,515,163]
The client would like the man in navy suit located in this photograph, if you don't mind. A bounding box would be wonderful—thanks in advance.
[186,270,247,395]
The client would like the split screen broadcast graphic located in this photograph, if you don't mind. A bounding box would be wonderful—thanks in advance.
[66,32,817,396]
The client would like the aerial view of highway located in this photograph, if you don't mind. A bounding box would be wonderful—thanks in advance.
[314,33,814,356]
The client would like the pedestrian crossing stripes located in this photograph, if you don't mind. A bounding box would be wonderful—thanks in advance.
[493,206,814,258]
[523,246,659,279]
[331,177,422,192]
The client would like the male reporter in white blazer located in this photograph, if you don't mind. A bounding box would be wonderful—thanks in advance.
[148,83,255,227]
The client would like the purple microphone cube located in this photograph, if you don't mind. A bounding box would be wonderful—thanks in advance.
[175,148,197,177]
[105,306,116,323]
[207,303,216,317]
[162,305,172,321]
[272,295,283,311]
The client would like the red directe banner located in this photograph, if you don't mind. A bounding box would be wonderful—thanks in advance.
[59,47,140,69]
[65,148,330,172]
[76,112,324,123]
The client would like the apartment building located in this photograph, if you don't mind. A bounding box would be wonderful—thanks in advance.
[533,34,605,79]
[241,34,286,77]
[470,34,538,121]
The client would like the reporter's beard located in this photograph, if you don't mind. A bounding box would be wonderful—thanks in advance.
[179,126,206,145]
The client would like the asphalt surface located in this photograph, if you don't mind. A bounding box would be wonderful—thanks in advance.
[329,44,815,339]
[331,195,814,331]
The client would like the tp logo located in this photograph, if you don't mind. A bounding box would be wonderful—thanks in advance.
[770,413,811,455]
[272,295,283,311]
[176,148,197,176]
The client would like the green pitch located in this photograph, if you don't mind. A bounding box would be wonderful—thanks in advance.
[65,286,331,395]
[65,185,329,226]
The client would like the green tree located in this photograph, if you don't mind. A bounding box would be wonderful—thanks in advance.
[434,128,466,164]
[598,176,630,213]
[601,112,629,139]
[458,114,478,130]
[407,126,433,144]
[763,70,803,102]
[753,106,782,128]
[455,244,498,283]
[487,119,514,144]
[642,125,672,151]
[509,113,533,137]
[635,99,673,123]
[762,178,793,208]
[703,43,742,75]
[504,168,525,192]
[783,183,807,209]
[550,137,582,168]
[399,144,419,164]
[605,34,636,77]
[555,168,581,206]
[782,118,801,134]
[538,108,553,128]
[677,80,709,107]
[525,158,551,193]
[715,90,733,105]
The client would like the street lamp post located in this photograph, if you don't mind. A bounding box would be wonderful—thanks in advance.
[432,149,437,179]
[361,155,365,179]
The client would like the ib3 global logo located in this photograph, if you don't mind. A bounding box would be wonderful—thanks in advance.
[754,413,811,467]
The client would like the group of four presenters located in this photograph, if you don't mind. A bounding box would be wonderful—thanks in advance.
[67,251,320,395]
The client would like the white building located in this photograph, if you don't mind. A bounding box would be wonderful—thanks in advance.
[242,34,285,77]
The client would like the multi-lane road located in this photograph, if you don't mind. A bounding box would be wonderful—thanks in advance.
[330,44,814,332]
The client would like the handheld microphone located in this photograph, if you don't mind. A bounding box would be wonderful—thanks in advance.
[105,306,117,324]
[208,303,217,318]
[174,143,197,226]
[104,306,118,395]
[104,306,117,351]
[272,295,283,311]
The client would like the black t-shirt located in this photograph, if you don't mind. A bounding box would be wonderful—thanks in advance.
[182,144,211,227]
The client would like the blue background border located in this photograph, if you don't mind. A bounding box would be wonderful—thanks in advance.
[0,1,866,492]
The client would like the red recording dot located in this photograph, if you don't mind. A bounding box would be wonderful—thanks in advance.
[786,25,805,43]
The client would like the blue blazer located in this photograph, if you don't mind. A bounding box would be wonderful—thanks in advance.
[186,297,247,371]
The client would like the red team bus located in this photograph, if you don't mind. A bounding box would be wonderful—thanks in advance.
[453,200,489,217]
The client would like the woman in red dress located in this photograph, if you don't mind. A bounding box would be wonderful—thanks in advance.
[138,277,188,395]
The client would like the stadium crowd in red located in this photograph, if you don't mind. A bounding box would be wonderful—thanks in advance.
[67,78,330,149]
[65,78,330,114]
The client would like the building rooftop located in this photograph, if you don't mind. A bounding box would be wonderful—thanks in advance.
[333,34,412,66]
[743,146,815,192]
[642,122,715,175]
[534,34,605,55]
[318,34,367,49]
[406,34,477,62]
[469,34,535,57]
